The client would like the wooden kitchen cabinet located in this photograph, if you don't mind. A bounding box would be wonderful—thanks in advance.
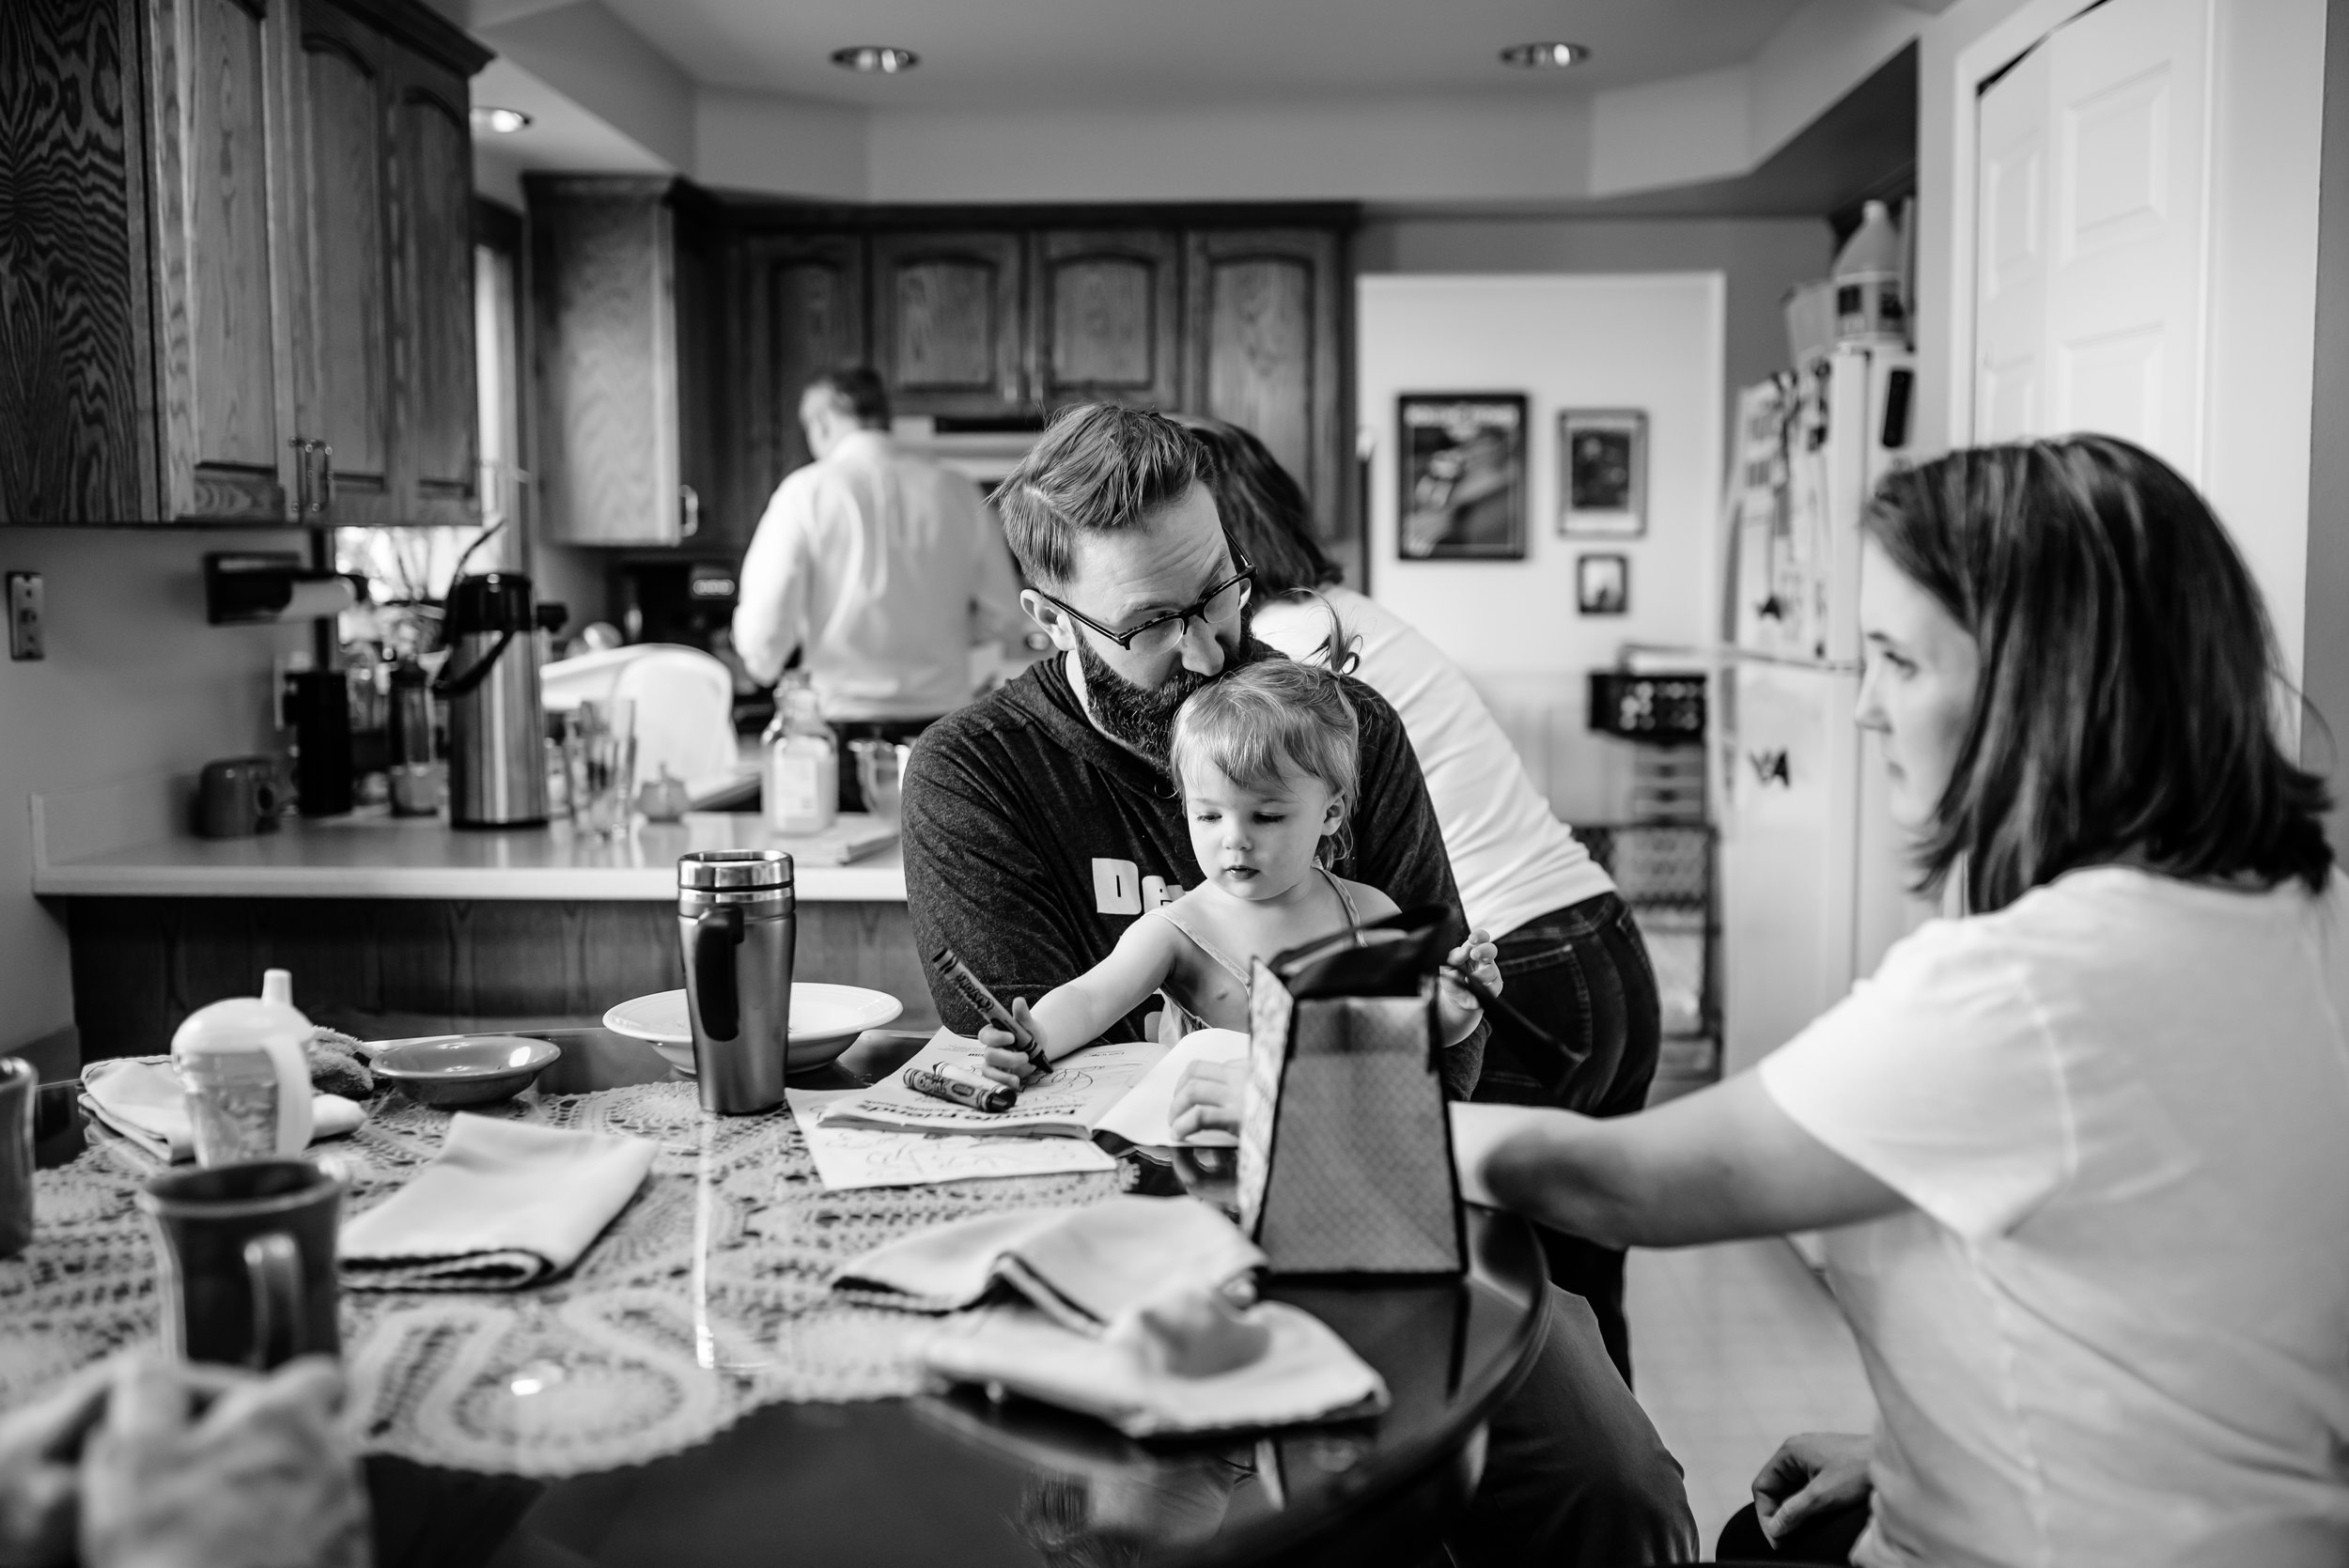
[728,231,867,543]
[1030,228,1182,412]
[0,0,487,527]
[385,40,481,524]
[869,230,1026,417]
[531,177,723,547]
[1185,226,1349,551]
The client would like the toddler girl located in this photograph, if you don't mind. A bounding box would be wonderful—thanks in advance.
[978,656,1501,1103]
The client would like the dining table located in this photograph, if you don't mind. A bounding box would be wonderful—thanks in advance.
[9,1027,1552,1568]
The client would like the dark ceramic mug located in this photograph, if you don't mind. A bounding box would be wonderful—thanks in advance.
[0,1058,32,1261]
[139,1160,342,1369]
[195,756,280,839]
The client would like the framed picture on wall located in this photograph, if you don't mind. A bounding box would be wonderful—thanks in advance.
[1397,394,1527,560]
[1577,552,1629,615]
[1559,410,1648,537]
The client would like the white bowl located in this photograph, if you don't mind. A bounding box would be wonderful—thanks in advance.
[601,984,903,1076]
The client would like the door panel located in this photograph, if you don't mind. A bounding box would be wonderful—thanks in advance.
[150,0,290,519]
[734,233,867,529]
[290,5,393,520]
[390,70,477,522]
[1032,229,1179,411]
[1184,228,1344,545]
[1972,0,2209,474]
[870,231,1022,415]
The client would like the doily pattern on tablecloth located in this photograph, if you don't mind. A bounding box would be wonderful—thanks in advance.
[0,1081,1115,1477]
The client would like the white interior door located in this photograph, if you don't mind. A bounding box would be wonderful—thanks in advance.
[1973,0,2211,474]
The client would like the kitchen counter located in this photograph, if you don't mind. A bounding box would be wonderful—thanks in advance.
[35,776,931,1058]
[32,807,907,902]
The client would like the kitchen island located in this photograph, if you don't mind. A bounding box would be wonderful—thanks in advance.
[33,793,931,1060]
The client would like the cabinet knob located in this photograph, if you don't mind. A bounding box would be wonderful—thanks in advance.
[287,438,311,520]
[315,444,334,515]
[679,484,700,539]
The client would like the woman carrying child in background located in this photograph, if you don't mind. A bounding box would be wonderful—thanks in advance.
[976,657,1501,1104]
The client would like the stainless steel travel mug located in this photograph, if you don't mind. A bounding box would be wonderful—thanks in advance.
[677,850,795,1114]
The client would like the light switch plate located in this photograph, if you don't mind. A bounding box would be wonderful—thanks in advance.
[6,572,42,660]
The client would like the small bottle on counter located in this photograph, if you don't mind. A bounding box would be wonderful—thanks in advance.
[172,969,314,1167]
[764,671,837,836]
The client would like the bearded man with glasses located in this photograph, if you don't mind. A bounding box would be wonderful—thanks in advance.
[900,404,1695,1567]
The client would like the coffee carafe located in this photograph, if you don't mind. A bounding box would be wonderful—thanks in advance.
[438,573,549,829]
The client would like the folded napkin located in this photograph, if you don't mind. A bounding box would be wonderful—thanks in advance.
[922,1297,1388,1438]
[339,1113,656,1291]
[837,1195,1265,1329]
[80,1058,364,1165]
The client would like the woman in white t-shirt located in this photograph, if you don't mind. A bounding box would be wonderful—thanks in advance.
[1467,436,2349,1567]
[1183,417,1658,1383]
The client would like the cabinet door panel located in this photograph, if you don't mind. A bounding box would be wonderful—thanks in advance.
[733,233,865,538]
[533,182,678,545]
[150,0,290,519]
[871,231,1022,415]
[1184,227,1347,553]
[1033,228,1179,410]
[290,8,393,520]
[389,69,476,523]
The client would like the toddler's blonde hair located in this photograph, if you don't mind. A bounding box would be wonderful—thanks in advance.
[1170,658,1360,832]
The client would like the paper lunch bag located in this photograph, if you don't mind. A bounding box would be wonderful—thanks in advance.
[1236,908,1466,1277]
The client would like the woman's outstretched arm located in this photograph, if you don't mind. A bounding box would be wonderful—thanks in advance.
[1470,1072,1906,1248]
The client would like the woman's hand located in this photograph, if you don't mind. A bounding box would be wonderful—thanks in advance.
[1169,1060,1243,1141]
[975,999,1049,1088]
[1750,1430,1873,1545]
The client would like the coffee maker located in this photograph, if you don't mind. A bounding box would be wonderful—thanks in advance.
[438,573,549,829]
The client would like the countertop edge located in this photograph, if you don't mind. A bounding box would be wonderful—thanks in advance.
[32,864,910,902]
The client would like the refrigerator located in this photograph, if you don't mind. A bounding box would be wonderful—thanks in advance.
[1715,345,1921,1079]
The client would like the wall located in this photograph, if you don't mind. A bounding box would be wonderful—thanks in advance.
[2306,0,2349,829]
[1357,274,1726,825]
[0,530,308,1062]
[1358,216,1832,452]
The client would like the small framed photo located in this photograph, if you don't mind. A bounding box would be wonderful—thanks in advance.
[1560,410,1648,537]
[1397,394,1528,561]
[1577,552,1629,615]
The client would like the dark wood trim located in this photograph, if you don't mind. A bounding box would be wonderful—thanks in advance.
[474,194,522,258]
[715,198,1363,238]
[319,0,489,77]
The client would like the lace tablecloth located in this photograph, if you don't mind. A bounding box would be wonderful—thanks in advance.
[0,1082,1117,1477]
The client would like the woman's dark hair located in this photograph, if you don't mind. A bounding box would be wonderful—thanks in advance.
[1865,436,2332,912]
[1175,415,1340,596]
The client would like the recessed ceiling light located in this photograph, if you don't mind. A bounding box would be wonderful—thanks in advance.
[832,45,919,74]
[470,106,533,134]
[1499,42,1590,70]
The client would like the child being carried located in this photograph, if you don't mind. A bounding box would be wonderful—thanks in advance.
[977,655,1501,1139]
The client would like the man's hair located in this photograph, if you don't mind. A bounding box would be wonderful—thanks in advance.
[990,404,1206,586]
[803,365,890,427]
[1177,415,1338,598]
[1867,436,2333,913]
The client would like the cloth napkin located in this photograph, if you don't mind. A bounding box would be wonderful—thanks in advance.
[836,1194,1265,1329]
[922,1300,1389,1438]
[80,1058,364,1165]
[339,1113,657,1291]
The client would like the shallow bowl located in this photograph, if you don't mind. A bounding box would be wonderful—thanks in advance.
[602,984,902,1077]
[373,1035,562,1106]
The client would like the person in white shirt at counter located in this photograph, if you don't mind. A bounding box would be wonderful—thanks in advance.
[1180,415,1655,1386]
[1464,436,2349,1568]
[732,365,1030,809]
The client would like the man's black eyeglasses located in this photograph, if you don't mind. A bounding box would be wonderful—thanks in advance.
[1034,556,1254,656]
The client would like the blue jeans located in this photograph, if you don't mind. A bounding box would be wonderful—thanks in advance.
[1470,893,1662,1385]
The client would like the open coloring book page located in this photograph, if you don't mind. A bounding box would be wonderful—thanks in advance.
[817,1031,1167,1138]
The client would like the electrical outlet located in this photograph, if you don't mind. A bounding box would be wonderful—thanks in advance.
[7,572,42,660]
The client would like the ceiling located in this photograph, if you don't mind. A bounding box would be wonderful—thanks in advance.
[505,0,1812,110]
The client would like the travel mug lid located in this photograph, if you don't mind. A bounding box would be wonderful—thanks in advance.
[677,849,794,891]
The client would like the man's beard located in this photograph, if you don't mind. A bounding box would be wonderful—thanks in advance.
[1075,610,1271,768]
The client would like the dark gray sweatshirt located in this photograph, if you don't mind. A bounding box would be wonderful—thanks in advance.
[900,652,1484,1094]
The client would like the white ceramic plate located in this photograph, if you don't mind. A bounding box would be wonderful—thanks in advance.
[601,984,904,1075]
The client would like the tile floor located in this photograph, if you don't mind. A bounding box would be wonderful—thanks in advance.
[1626,1238,1878,1545]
